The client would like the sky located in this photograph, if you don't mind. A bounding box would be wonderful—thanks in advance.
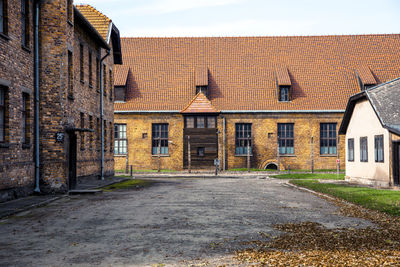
[75,0,400,37]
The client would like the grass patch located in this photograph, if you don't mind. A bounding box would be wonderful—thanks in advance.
[228,168,276,172]
[115,169,125,173]
[290,180,400,216]
[282,169,344,173]
[101,179,154,191]
[271,173,345,180]
[131,169,177,173]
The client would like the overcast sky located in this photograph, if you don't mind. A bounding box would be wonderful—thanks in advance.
[75,0,400,37]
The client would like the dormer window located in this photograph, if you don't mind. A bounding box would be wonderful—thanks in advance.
[356,66,377,91]
[114,86,125,102]
[196,86,207,95]
[275,67,292,102]
[279,86,290,102]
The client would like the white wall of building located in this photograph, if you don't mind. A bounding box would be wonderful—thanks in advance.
[345,99,391,187]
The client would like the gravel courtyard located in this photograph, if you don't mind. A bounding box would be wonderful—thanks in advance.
[0,177,373,266]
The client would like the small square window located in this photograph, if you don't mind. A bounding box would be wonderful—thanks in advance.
[197,147,205,157]
[279,86,290,102]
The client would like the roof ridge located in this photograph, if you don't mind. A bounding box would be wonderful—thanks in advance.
[120,33,400,39]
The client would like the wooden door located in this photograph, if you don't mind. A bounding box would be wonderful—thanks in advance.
[68,133,77,190]
[183,128,218,169]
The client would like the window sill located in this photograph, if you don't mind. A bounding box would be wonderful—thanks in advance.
[114,154,127,157]
[235,154,253,157]
[0,33,10,41]
[67,20,74,27]
[320,154,338,157]
[68,94,74,101]
[279,154,296,157]
[80,80,84,85]
[22,143,31,149]
[89,84,93,89]
[152,154,170,157]
[22,45,31,53]
[0,143,10,148]
[96,89,100,94]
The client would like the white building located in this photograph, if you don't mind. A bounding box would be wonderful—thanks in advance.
[339,78,400,187]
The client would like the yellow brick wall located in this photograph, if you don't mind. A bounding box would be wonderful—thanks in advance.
[115,112,345,171]
[114,113,184,171]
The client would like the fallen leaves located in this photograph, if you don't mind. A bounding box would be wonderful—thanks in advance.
[236,194,400,266]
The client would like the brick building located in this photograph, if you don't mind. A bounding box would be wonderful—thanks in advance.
[0,1,122,201]
[113,35,400,172]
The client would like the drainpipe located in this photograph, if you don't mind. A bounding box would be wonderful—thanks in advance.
[222,116,226,171]
[33,0,40,193]
[100,50,110,180]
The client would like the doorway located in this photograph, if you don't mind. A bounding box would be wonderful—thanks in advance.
[393,141,400,186]
[68,133,77,190]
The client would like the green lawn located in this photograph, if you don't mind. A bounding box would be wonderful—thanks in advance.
[271,173,345,180]
[228,168,276,172]
[101,179,154,191]
[116,169,177,173]
[290,180,400,216]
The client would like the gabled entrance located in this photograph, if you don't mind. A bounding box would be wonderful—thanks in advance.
[181,92,219,169]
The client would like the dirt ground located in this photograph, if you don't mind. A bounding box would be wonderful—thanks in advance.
[0,178,374,266]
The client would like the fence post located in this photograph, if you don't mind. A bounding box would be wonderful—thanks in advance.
[158,140,161,173]
[311,136,314,173]
[247,135,250,173]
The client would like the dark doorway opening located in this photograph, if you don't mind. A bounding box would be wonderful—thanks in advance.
[68,133,77,190]
[265,163,278,170]
[393,142,400,186]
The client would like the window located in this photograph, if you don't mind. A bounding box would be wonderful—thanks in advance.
[21,0,29,47]
[67,50,73,98]
[185,116,194,128]
[375,135,384,162]
[0,0,8,35]
[104,120,107,151]
[0,87,5,142]
[88,50,92,87]
[103,64,107,96]
[96,117,100,147]
[196,86,207,95]
[89,115,93,150]
[360,137,368,162]
[197,117,205,128]
[67,0,72,22]
[320,123,337,154]
[278,123,294,154]
[348,138,354,162]
[21,93,29,144]
[96,57,100,91]
[114,124,127,155]
[109,122,113,152]
[197,147,205,157]
[80,113,84,150]
[279,86,290,102]
[109,69,113,100]
[207,117,216,128]
[152,124,168,155]
[114,86,125,101]
[235,123,252,155]
[80,44,84,82]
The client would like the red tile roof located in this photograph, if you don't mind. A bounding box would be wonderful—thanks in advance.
[276,66,291,86]
[75,5,111,42]
[180,92,219,113]
[114,34,400,112]
[357,65,377,85]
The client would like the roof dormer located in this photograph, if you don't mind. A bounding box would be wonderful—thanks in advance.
[275,67,292,102]
[356,66,377,91]
[195,66,208,97]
